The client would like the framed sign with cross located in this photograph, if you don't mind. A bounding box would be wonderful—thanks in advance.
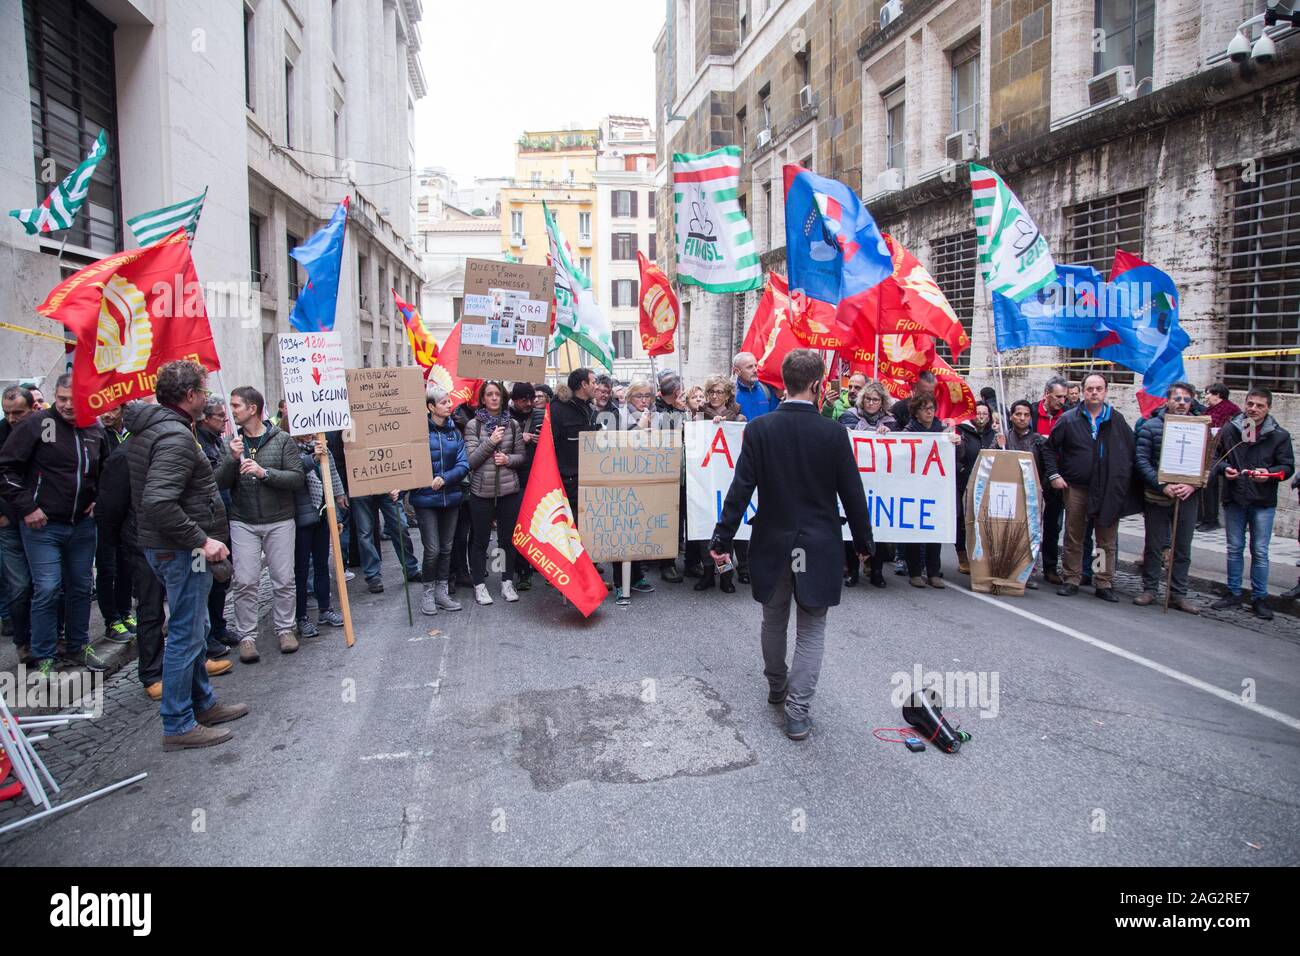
[1157,415,1213,487]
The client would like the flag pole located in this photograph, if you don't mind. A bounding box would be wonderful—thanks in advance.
[317,432,356,647]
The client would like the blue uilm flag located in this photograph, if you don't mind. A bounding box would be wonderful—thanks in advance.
[1096,251,1190,415]
[289,197,349,333]
[991,263,1110,351]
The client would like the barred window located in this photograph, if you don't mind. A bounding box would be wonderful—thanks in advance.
[931,230,976,373]
[1222,152,1300,394]
[24,0,122,253]
[1061,189,1146,385]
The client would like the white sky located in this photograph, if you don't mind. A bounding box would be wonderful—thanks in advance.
[414,0,664,184]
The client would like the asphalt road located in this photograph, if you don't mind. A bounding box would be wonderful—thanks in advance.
[5,558,1300,866]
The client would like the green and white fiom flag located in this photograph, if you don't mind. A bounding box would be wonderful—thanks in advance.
[672,146,762,293]
[543,200,614,371]
[127,187,208,246]
[8,130,109,235]
[969,163,1056,302]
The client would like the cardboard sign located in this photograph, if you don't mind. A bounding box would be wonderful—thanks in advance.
[1157,414,1213,487]
[684,421,956,544]
[578,430,682,561]
[278,332,351,435]
[965,450,1042,596]
[458,258,553,380]
[341,365,433,497]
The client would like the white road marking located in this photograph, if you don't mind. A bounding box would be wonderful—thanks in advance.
[360,750,436,762]
[950,586,1300,733]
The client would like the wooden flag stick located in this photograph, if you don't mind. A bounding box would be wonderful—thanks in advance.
[318,432,355,647]
[1163,497,1180,614]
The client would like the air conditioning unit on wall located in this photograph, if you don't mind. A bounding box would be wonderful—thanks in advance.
[799,85,815,110]
[877,168,904,193]
[945,129,978,162]
[1088,65,1136,106]
[756,128,772,150]
[880,0,903,31]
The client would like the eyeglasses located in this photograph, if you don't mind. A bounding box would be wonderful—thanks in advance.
[706,388,726,395]
[863,396,882,403]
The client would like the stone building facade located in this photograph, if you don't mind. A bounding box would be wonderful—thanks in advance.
[658,0,1300,532]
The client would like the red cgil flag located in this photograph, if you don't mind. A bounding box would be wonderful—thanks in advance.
[35,228,221,426]
[846,332,976,425]
[739,271,803,391]
[425,321,481,406]
[636,251,679,356]
[512,407,608,617]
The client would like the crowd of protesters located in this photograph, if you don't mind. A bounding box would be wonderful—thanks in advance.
[2,353,1297,750]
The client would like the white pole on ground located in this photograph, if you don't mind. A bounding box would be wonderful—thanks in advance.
[0,772,148,837]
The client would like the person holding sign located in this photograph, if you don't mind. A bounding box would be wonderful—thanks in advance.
[1209,388,1295,620]
[902,394,961,588]
[464,380,527,606]
[1133,383,1202,614]
[710,349,873,742]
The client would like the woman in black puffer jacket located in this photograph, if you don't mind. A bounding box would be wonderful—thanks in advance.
[955,401,1000,572]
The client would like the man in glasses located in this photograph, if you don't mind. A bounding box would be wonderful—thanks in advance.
[1132,382,1202,614]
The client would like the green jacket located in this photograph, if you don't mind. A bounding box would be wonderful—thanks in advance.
[821,394,852,420]
[213,423,304,525]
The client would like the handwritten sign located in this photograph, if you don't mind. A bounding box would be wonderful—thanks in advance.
[458,258,553,379]
[341,366,433,497]
[578,430,682,561]
[684,421,956,544]
[278,332,351,435]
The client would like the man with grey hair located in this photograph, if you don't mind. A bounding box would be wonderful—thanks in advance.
[0,384,35,658]
[711,349,873,741]
[732,351,780,421]
[0,373,109,676]
[1031,375,1071,583]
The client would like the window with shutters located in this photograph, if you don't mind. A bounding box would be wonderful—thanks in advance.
[579,256,592,277]
[1222,151,1300,394]
[649,233,657,261]
[24,0,122,253]
[284,59,295,147]
[578,211,591,239]
[510,210,523,237]
[286,232,303,300]
[1061,189,1146,384]
[931,231,977,373]
[244,4,255,109]
[613,190,635,218]
[249,213,263,284]
[648,191,656,219]
[612,233,637,260]
[613,329,634,359]
[611,279,638,308]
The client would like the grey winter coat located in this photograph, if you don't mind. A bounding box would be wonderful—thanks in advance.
[464,416,526,498]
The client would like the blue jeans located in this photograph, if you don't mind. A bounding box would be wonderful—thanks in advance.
[145,547,216,735]
[1224,503,1275,600]
[0,523,31,647]
[351,494,419,581]
[22,520,96,661]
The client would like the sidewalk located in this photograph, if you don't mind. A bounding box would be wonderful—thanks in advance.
[1116,514,1300,598]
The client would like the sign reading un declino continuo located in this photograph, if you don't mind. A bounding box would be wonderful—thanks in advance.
[278,331,352,435]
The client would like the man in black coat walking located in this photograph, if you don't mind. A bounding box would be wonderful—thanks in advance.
[711,349,873,741]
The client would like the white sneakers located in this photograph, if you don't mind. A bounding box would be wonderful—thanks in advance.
[501,580,519,602]
[474,583,493,605]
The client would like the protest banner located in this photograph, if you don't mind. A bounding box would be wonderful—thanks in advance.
[965,449,1042,596]
[458,258,553,380]
[684,421,956,543]
[1157,414,1213,487]
[341,366,433,497]
[278,331,351,435]
[578,430,682,562]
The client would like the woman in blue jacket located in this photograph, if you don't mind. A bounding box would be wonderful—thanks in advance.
[410,384,470,615]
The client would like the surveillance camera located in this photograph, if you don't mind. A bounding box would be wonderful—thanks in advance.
[1253,32,1277,63]
[1227,30,1252,62]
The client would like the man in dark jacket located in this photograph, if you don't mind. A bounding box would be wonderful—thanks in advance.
[0,374,108,675]
[197,397,235,651]
[890,371,936,431]
[1047,372,1136,602]
[550,367,598,513]
[1029,376,1070,583]
[0,385,36,660]
[214,386,304,661]
[1209,388,1295,620]
[94,404,136,643]
[129,361,248,750]
[711,349,873,741]
[1132,384,1201,614]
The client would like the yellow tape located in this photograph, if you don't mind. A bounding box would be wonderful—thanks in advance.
[966,347,1300,374]
[0,321,69,345]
